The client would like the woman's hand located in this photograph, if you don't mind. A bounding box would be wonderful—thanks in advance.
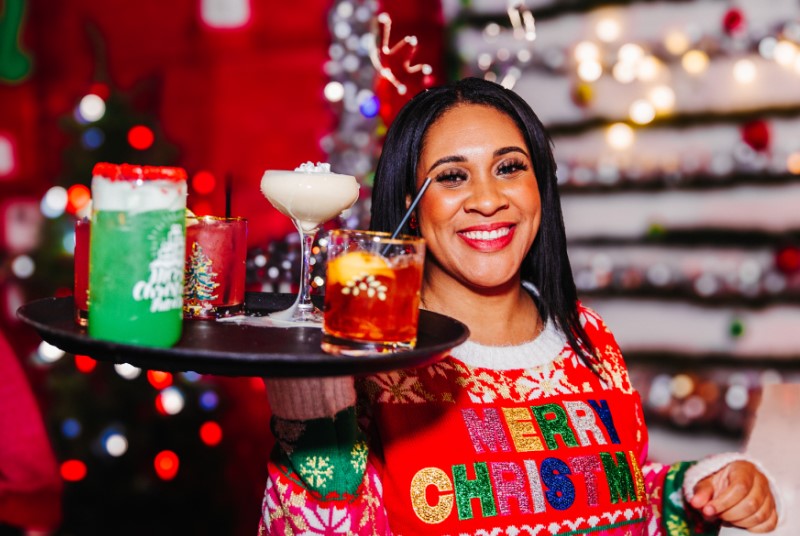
[690,460,778,533]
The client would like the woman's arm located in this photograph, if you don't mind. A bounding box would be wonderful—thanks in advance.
[259,376,390,535]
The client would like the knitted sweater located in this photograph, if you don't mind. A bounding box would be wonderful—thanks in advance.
[259,306,716,535]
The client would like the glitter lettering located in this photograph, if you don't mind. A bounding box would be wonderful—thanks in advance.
[410,467,454,524]
[489,461,532,516]
[600,451,636,504]
[540,457,575,510]
[531,403,579,450]
[588,399,621,444]
[452,462,498,520]
[564,400,608,447]
[461,408,511,454]
[502,407,544,452]
[569,455,602,507]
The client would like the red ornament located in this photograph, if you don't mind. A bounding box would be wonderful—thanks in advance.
[741,120,769,152]
[776,246,800,274]
[722,8,746,36]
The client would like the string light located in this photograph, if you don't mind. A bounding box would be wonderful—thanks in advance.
[114,363,141,380]
[74,354,97,373]
[10,255,34,279]
[367,12,432,95]
[773,40,797,67]
[574,41,600,62]
[323,81,345,102]
[648,85,676,113]
[61,460,87,482]
[595,17,621,43]
[78,94,105,123]
[664,30,690,56]
[147,370,173,390]
[199,421,223,446]
[61,418,82,439]
[199,390,219,411]
[191,171,216,195]
[128,125,154,150]
[154,450,179,480]
[158,386,185,415]
[606,123,635,150]
[37,341,65,363]
[105,433,128,457]
[66,184,91,215]
[577,60,602,82]
[629,99,656,125]
[507,0,536,42]
[733,58,756,84]
[682,49,709,75]
[41,186,67,218]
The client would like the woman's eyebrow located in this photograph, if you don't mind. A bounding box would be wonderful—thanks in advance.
[426,155,466,174]
[494,146,529,158]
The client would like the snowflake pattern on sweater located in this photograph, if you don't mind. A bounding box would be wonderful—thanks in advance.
[260,306,715,535]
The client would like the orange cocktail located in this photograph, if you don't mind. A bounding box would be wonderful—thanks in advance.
[322,230,425,355]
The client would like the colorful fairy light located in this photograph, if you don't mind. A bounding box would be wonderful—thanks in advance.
[158,386,185,415]
[127,125,154,150]
[199,390,219,411]
[191,171,216,195]
[66,184,91,215]
[37,341,65,363]
[114,362,142,380]
[74,354,97,373]
[61,460,87,482]
[10,255,34,279]
[61,418,82,439]
[104,433,128,457]
[367,12,432,96]
[154,450,179,480]
[147,370,173,389]
[78,94,105,123]
[199,421,223,446]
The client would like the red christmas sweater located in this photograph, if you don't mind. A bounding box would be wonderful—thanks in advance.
[260,306,714,535]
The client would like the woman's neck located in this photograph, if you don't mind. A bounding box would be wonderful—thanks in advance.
[420,269,541,346]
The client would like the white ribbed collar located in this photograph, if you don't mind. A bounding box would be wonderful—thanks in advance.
[449,319,568,370]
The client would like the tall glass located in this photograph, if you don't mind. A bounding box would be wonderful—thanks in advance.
[322,230,425,355]
[73,217,90,326]
[261,162,359,326]
[88,163,188,347]
[184,216,247,319]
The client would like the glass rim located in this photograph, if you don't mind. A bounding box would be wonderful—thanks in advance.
[328,228,424,245]
[186,215,247,223]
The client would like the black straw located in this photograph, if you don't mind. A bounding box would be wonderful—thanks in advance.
[381,177,432,255]
[224,173,232,218]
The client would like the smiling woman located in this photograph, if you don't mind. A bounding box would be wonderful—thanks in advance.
[260,78,779,536]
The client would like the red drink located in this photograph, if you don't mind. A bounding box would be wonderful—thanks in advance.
[74,217,90,326]
[184,216,247,319]
[322,231,425,355]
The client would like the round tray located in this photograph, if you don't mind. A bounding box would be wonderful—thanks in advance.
[16,293,469,378]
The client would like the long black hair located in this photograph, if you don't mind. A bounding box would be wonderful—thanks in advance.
[369,77,595,365]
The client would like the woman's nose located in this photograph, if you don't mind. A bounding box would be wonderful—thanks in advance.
[463,178,509,215]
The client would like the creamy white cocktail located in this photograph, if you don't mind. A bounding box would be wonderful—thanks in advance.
[261,162,359,325]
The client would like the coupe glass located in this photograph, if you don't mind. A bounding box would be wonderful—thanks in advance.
[261,162,359,326]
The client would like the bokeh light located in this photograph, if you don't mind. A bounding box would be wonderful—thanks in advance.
[682,49,709,75]
[41,186,68,219]
[192,171,216,195]
[114,363,142,380]
[154,450,179,480]
[199,421,223,446]
[127,125,154,150]
[147,370,173,389]
[606,123,635,150]
[66,184,91,215]
[78,94,105,123]
[38,341,65,363]
[75,354,97,373]
[61,459,87,482]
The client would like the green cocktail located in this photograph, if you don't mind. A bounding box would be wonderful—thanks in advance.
[88,163,187,347]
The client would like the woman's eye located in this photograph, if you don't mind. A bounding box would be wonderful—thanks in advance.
[496,159,529,176]
[434,169,468,185]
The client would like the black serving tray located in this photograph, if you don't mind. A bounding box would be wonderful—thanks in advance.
[16,292,469,378]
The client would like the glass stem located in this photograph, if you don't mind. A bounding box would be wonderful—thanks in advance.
[297,228,317,313]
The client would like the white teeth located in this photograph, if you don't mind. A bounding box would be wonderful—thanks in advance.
[462,227,511,240]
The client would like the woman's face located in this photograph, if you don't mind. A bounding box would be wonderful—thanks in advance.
[415,104,541,291]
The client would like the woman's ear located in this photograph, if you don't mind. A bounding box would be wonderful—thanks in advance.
[405,195,412,209]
